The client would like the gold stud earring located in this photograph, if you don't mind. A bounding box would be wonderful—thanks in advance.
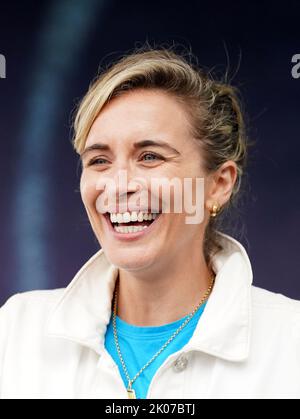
[210,203,220,218]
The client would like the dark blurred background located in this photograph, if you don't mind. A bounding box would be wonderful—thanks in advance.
[0,0,299,305]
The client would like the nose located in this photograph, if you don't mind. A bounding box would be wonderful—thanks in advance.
[97,167,144,214]
[112,167,140,196]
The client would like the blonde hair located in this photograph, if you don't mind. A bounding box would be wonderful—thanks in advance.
[72,43,249,264]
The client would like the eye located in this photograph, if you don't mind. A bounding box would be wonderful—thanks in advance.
[88,157,109,166]
[140,152,163,162]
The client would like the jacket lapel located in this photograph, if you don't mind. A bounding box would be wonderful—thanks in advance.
[46,232,253,362]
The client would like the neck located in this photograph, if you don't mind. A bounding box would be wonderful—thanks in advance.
[115,247,215,327]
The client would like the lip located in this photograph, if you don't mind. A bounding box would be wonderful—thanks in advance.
[102,212,163,242]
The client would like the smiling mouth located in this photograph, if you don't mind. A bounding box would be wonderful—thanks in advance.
[104,212,161,234]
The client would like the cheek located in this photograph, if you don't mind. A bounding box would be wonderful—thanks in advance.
[80,172,99,209]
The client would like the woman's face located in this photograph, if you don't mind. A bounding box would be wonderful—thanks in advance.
[80,89,210,271]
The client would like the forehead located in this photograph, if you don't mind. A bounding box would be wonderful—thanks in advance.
[85,89,192,148]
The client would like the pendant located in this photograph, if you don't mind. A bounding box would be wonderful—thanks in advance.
[127,387,136,399]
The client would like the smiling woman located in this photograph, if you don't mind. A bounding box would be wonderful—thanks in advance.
[1,43,300,400]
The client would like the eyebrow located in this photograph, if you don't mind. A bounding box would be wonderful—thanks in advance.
[80,139,180,159]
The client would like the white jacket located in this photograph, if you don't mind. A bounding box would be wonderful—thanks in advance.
[1,232,300,399]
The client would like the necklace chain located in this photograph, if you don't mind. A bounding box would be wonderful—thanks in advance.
[112,275,215,392]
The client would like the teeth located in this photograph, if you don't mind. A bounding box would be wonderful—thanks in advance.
[131,212,138,222]
[114,225,148,234]
[110,211,159,224]
[123,212,131,223]
[137,212,144,222]
[111,213,118,223]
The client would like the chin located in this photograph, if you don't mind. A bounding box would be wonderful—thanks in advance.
[104,246,159,272]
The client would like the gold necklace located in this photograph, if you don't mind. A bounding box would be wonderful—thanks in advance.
[112,275,215,399]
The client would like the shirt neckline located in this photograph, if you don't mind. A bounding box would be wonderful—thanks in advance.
[114,301,207,339]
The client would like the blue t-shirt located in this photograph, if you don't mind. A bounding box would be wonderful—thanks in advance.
[104,301,207,399]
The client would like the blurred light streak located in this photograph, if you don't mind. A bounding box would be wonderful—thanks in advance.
[14,0,106,291]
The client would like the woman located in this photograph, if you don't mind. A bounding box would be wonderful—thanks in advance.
[1,46,300,399]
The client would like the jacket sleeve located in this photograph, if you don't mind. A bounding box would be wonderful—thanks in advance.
[0,300,8,397]
[0,294,21,398]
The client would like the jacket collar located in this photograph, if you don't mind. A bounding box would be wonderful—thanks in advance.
[46,232,253,362]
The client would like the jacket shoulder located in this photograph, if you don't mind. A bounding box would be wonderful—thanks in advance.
[251,286,300,344]
[251,285,300,312]
[0,289,65,321]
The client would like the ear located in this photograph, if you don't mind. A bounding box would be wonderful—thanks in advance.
[205,160,238,212]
